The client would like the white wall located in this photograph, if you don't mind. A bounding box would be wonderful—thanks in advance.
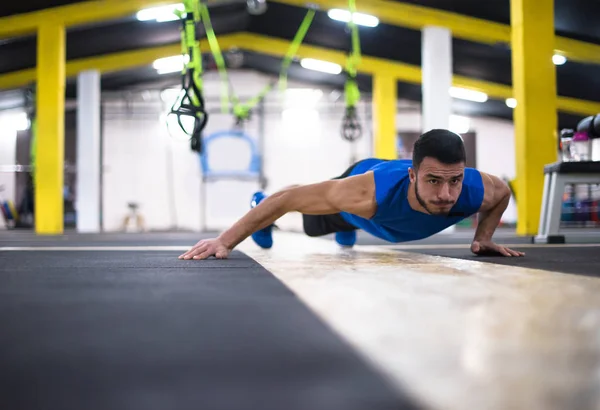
[102,99,204,232]
[101,70,372,232]
[471,117,517,223]
[100,70,518,232]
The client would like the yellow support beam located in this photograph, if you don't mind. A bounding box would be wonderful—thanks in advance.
[453,75,512,100]
[0,0,599,66]
[0,0,176,40]
[0,40,213,91]
[511,0,558,236]
[557,96,600,116]
[555,36,600,66]
[373,74,397,159]
[35,23,66,235]
[235,33,600,116]
[66,44,182,76]
[0,68,36,91]
[234,33,422,78]
[272,0,600,65]
[0,33,599,117]
[275,0,509,46]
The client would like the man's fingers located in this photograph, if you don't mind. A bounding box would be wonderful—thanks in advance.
[497,246,512,257]
[179,241,204,259]
[179,239,231,261]
[179,248,196,259]
[472,241,525,257]
[507,248,525,257]
[193,248,215,260]
[501,246,522,257]
[180,243,207,259]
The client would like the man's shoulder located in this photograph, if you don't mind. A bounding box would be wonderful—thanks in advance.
[370,159,412,175]
[454,167,486,214]
[350,158,412,175]
[463,167,484,188]
[475,171,511,212]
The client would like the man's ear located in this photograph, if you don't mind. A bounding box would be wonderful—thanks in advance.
[408,167,417,183]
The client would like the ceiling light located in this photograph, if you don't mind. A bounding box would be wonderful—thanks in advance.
[300,58,342,75]
[505,98,517,108]
[327,9,379,27]
[137,4,184,22]
[247,0,268,15]
[153,55,188,75]
[552,54,567,65]
[449,87,488,103]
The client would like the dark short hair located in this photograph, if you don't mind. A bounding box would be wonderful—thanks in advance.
[412,129,466,169]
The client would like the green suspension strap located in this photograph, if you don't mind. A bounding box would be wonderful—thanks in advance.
[200,3,269,127]
[198,3,230,115]
[200,5,316,127]
[200,2,267,127]
[341,0,363,142]
[169,0,208,152]
[278,8,316,94]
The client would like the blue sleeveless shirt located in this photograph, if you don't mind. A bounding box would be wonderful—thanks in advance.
[339,158,485,243]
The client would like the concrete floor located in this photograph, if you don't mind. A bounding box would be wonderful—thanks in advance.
[239,233,600,410]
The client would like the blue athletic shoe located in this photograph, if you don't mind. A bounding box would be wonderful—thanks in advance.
[335,231,356,247]
[250,191,273,249]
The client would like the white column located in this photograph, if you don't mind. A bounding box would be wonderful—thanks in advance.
[76,70,101,233]
[422,26,455,233]
[0,115,18,230]
[422,26,452,132]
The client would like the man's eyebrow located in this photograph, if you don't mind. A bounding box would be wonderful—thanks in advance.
[425,173,463,179]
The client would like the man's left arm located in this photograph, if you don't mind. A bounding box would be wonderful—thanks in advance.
[471,172,525,257]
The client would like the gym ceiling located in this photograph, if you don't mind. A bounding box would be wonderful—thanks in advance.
[0,0,599,130]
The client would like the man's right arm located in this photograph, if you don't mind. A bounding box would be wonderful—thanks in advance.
[179,172,376,260]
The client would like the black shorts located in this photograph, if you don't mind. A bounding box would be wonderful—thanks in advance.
[302,160,365,237]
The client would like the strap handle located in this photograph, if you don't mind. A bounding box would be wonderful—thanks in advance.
[341,0,363,142]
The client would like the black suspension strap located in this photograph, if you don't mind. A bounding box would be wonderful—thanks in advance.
[168,0,208,152]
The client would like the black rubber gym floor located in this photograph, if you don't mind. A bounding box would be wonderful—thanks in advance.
[2,228,599,409]
[346,228,600,278]
[0,232,420,410]
[401,246,600,278]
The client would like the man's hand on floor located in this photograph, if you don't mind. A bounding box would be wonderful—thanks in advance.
[179,238,231,260]
[471,240,525,257]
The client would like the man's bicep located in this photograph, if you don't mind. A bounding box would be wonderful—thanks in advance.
[282,180,341,215]
[479,171,511,212]
[288,173,375,217]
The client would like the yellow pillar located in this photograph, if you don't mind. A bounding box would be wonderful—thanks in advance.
[35,23,66,234]
[511,0,558,235]
[373,74,397,159]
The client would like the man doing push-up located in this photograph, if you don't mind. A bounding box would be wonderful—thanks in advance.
[180,129,524,260]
